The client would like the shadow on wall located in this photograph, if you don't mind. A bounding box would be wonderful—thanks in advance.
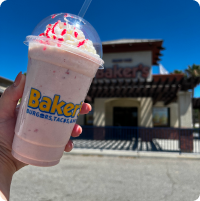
[140,98,152,127]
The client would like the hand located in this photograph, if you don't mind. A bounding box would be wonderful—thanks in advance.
[0,72,91,172]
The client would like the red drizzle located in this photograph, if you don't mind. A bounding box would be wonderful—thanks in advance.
[52,21,59,34]
[52,14,56,19]
[64,22,67,26]
[74,32,78,38]
[77,40,86,47]
[46,28,51,38]
[39,33,44,36]
[58,38,64,41]
[61,29,67,36]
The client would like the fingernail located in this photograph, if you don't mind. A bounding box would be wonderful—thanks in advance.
[88,105,92,111]
[13,72,22,87]
[78,126,82,134]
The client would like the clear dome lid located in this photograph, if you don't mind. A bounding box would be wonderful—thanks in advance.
[24,13,104,68]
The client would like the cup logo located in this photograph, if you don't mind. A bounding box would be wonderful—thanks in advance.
[26,88,83,124]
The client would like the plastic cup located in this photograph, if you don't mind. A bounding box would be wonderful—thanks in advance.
[12,13,104,167]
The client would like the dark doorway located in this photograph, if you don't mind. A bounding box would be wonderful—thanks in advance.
[113,107,138,127]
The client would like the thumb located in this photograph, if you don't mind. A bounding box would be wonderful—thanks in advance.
[0,72,26,119]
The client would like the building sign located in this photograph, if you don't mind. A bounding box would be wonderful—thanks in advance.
[96,64,150,79]
[153,107,169,127]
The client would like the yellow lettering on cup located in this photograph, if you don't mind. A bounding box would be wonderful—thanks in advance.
[72,102,83,117]
[63,103,75,117]
[50,95,65,115]
[39,97,52,112]
[78,102,83,116]
[28,88,41,108]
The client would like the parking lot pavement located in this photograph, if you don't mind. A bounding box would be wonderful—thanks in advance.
[11,155,200,201]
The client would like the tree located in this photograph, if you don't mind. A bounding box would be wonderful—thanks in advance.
[185,64,200,127]
[185,64,200,78]
[172,70,183,74]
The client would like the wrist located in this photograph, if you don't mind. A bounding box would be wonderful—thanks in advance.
[0,151,16,201]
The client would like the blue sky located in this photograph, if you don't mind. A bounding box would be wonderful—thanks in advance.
[0,0,200,96]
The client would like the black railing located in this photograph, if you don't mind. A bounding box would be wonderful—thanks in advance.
[71,126,200,153]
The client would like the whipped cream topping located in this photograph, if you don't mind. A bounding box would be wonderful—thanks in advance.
[39,20,98,56]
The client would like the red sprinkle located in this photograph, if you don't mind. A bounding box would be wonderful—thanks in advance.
[58,38,64,41]
[57,43,61,47]
[52,21,59,34]
[34,129,38,132]
[53,71,56,73]
[39,40,45,44]
[53,35,57,40]
[39,33,44,36]
[66,70,69,74]
[64,14,68,17]
[43,47,46,51]
[52,14,56,19]
[64,22,67,25]
[77,40,86,47]
[71,16,73,18]
[74,32,78,38]
[61,29,67,36]
[48,24,52,26]
[45,40,50,45]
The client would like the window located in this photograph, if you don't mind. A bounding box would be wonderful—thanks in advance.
[153,107,170,127]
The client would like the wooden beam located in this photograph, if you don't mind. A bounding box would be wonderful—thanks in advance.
[164,86,180,105]
[164,95,177,105]
[152,78,162,97]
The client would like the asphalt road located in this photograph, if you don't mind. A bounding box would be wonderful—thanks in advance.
[11,154,200,201]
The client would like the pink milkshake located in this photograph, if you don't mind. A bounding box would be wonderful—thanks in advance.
[12,13,104,166]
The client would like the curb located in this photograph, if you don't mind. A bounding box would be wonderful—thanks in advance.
[64,148,200,160]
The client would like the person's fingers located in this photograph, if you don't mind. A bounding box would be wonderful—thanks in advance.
[80,103,92,114]
[71,124,82,137]
[64,139,74,152]
[0,72,26,119]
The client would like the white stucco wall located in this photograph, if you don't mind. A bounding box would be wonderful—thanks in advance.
[178,91,192,128]
[93,97,153,127]
[94,98,106,126]
[102,51,152,81]
[154,102,179,128]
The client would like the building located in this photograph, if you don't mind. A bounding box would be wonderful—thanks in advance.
[0,76,13,96]
[0,39,199,130]
[76,39,200,129]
